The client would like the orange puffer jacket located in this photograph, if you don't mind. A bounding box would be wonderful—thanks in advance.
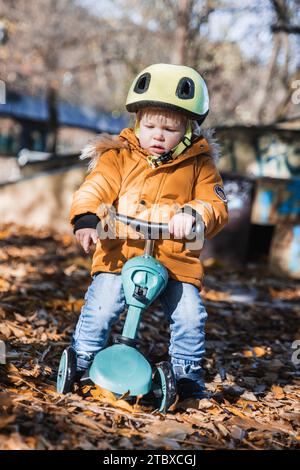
[69,128,228,290]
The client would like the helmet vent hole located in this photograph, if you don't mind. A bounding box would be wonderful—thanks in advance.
[176,77,195,100]
[133,73,151,94]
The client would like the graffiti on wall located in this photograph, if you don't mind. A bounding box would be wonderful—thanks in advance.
[269,222,300,279]
[252,134,300,179]
[251,178,300,225]
[218,130,300,180]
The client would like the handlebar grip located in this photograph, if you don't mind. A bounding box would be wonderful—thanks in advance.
[114,212,203,239]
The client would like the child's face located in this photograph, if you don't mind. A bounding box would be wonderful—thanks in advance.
[138,109,187,156]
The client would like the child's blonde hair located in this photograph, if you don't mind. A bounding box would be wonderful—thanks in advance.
[136,107,188,128]
[136,107,202,137]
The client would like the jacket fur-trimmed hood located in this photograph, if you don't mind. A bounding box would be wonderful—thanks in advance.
[79,127,221,173]
[79,133,128,173]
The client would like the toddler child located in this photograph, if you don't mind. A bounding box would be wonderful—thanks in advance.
[67,63,228,401]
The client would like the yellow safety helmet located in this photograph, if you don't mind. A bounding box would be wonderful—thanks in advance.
[126,63,209,125]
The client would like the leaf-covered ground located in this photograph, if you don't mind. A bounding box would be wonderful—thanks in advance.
[0,224,299,450]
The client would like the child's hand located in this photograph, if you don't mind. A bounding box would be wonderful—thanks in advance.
[168,213,195,238]
[75,228,98,254]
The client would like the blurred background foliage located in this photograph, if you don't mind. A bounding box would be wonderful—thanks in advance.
[0,0,299,127]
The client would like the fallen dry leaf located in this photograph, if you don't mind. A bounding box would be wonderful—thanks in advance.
[271,385,285,399]
[0,223,299,450]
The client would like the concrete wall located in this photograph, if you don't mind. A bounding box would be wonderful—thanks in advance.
[0,165,86,233]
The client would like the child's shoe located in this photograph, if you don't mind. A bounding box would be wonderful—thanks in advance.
[176,377,209,400]
[76,368,94,387]
[172,360,208,401]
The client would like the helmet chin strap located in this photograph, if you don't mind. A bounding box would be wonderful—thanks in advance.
[134,119,193,169]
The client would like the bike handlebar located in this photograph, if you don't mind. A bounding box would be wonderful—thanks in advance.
[114,212,203,239]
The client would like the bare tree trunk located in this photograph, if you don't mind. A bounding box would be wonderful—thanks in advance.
[259,0,297,123]
[46,83,58,154]
[281,32,290,88]
[273,68,300,122]
[171,0,191,65]
[170,0,215,67]
[256,33,281,123]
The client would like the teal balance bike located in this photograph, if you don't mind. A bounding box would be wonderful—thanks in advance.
[57,212,203,413]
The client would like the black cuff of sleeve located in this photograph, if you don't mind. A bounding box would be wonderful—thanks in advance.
[72,212,100,233]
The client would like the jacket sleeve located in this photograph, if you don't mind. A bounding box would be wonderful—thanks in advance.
[69,149,122,226]
[179,155,228,240]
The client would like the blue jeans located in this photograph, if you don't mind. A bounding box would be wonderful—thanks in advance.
[71,272,208,390]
